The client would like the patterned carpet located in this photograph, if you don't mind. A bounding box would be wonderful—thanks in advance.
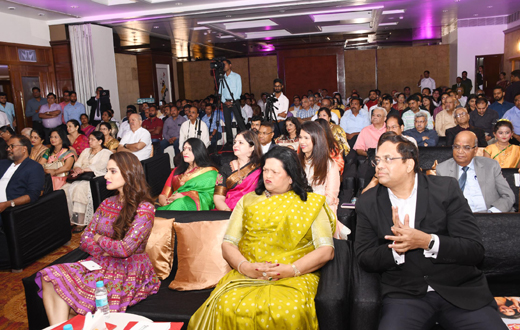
[0,232,82,330]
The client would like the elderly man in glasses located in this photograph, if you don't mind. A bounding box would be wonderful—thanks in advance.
[355,131,507,330]
[445,107,487,147]
[0,135,45,268]
[437,130,514,213]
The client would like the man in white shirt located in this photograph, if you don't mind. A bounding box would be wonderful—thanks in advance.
[117,107,136,139]
[417,70,436,92]
[117,113,152,161]
[178,106,210,148]
[257,93,267,114]
[240,97,253,125]
[270,79,289,122]
[355,132,505,330]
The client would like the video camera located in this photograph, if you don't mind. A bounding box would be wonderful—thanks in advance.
[210,57,227,73]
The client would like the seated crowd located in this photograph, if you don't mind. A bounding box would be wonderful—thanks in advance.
[2,71,520,330]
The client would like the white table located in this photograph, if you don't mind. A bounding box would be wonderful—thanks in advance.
[43,312,152,330]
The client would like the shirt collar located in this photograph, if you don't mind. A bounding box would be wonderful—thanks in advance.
[459,158,475,171]
[388,173,418,201]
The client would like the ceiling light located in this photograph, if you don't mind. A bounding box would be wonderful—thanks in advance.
[224,19,278,30]
[443,10,448,12]
[245,30,291,39]
[474,14,478,16]
[280,10,285,13]
[71,5,78,8]
[320,23,371,32]
[382,9,405,14]
[176,2,183,5]
[8,6,15,10]
[399,16,404,19]
[38,13,45,16]
[226,15,232,18]
[326,37,331,40]
[379,22,398,26]
[153,26,159,28]
[192,26,208,30]
[92,0,138,5]
[217,35,234,39]
[198,5,384,25]
[312,11,372,23]
[487,5,493,8]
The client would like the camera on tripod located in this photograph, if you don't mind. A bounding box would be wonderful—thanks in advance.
[210,57,227,74]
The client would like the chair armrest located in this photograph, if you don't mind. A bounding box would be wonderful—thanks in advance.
[90,176,116,211]
[316,239,353,330]
[3,190,71,270]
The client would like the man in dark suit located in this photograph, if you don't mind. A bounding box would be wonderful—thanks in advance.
[355,132,506,329]
[437,131,515,212]
[86,86,111,126]
[445,107,487,147]
[0,135,45,268]
[451,76,462,92]
[258,121,278,154]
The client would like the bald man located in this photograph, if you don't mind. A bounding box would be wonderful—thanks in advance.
[117,113,152,161]
[436,131,514,213]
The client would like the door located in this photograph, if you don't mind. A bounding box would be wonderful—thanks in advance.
[475,54,503,97]
[9,65,56,129]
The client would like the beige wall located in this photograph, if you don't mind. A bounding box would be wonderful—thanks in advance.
[504,27,520,75]
[344,45,450,99]
[182,56,278,101]
[115,53,140,110]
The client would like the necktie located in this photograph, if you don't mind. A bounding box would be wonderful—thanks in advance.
[459,166,468,191]
[96,99,101,117]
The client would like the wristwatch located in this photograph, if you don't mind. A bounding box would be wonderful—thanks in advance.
[426,234,435,251]
[124,144,128,149]
[10,200,15,207]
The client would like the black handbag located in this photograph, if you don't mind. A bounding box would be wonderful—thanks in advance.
[66,171,95,183]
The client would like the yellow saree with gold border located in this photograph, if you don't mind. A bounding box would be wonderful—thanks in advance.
[188,190,335,330]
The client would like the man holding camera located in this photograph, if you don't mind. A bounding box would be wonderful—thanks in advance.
[219,59,246,143]
[87,86,111,126]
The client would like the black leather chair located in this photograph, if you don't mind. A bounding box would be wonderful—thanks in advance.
[348,212,520,330]
[141,154,172,197]
[502,168,519,212]
[418,146,453,170]
[90,176,116,212]
[3,190,71,272]
[23,210,350,330]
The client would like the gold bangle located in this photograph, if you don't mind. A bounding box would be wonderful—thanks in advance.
[291,263,301,277]
[237,260,248,275]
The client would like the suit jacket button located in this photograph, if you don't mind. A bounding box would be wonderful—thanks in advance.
[424,275,428,279]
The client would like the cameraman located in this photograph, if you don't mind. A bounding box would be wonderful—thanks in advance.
[87,86,111,126]
[219,59,245,143]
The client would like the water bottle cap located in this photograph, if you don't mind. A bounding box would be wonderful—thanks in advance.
[64,325,73,330]
[96,281,104,288]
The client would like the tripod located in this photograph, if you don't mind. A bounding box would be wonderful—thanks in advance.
[215,70,247,144]
[264,94,282,136]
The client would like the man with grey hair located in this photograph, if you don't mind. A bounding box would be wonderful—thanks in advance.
[437,131,515,213]
[403,112,439,147]
[354,107,387,156]
[117,113,152,161]
[445,107,487,147]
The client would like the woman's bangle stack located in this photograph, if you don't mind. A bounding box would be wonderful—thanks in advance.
[237,260,248,275]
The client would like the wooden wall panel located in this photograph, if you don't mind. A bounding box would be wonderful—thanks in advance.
[115,53,140,108]
[284,55,337,99]
[50,41,74,100]
[377,45,450,96]
[249,55,278,99]
[277,46,345,99]
[228,57,250,98]
[182,60,218,101]
[136,53,154,99]
[504,26,520,75]
[344,49,376,99]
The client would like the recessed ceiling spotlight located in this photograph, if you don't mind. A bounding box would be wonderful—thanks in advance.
[175,2,182,5]
[326,37,330,40]
[443,9,448,12]
[399,16,403,19]
[455,0,461,2]
[226,15,232,18]
[203,32,207,35]
[38,13,44,16]
[71,5,78,9]
[487,5,493,8]
[280,10,285,13]
[153,26,159,29]
[8,6,15,10]
[474,14,478,16]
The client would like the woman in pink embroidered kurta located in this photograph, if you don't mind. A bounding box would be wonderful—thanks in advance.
[36,153,160,325]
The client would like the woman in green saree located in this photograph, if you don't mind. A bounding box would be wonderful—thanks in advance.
[188,147,338,330]
[157,138,218,210]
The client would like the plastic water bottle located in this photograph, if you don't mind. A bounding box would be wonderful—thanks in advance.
[63,325,73,330]
[95,280,110,317]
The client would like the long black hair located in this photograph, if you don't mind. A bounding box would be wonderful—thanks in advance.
[174,138,214,175]
[49,127,71,154]
[255,147,312,201]
[282,117,301,138]
[67,119,85,135]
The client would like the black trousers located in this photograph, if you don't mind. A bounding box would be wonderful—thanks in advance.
[222,102,246,143]
[0,225,11,269]
[379,292,507,330]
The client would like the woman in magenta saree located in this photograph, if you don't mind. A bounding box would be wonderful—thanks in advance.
[36,153,160,326]
[214,131,263,211]
[157,138,218,211]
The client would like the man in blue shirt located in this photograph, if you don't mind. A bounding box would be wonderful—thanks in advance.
[489,86,514,118]
[201,103,222,150]
[219,59,246,143]
[339,97,370,148]
[63,91,86,123]
[0,92,15,129]
[25,87,47,133]
[403,112,439,147]
[502,92,520,144]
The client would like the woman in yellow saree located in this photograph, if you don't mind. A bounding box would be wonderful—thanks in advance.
[157,138,218,210]
[189,147,337,330]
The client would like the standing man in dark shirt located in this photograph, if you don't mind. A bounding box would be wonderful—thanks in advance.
[461,71,473,97]
[489,86,514,118]
[505,70,520,104]
[25,87,47,132]
[86,86,111,126]
[469,97,498,141]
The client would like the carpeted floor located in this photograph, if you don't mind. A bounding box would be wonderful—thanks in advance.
[0,232,82,330]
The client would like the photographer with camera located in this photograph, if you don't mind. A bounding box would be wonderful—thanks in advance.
[87,86,111,126]
[217,59,246,143]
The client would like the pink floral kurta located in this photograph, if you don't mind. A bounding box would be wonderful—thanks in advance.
[35,196,160,315]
